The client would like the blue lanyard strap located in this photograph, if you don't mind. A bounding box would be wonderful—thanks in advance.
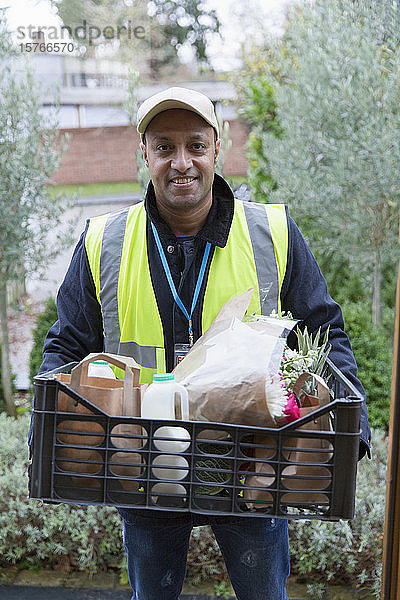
[151,222,211,344]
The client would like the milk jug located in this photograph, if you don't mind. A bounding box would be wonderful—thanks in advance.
[141,373,190,495]
[87,360,116,379]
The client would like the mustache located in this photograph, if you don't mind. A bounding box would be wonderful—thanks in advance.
[168,171,197,177]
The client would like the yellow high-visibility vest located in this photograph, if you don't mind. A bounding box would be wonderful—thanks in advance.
[85,199,288,383]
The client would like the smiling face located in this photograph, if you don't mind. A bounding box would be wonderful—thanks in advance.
[141,109,220,215]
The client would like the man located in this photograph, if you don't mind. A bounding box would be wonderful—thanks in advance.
[37,87,370,600]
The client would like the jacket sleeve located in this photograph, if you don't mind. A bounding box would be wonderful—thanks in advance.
[38,224,104,374]
[281,216,371,459]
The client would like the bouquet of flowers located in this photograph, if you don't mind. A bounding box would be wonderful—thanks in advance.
[173,292,332,494]
[264,323,331,426]
[191,323,332,495]
[174,290,332,431]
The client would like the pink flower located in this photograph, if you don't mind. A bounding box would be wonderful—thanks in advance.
[281,392,300,424]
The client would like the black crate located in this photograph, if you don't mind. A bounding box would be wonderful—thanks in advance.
[30,360,362,520]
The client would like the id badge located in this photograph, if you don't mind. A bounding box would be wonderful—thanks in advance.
[174,343,190,367]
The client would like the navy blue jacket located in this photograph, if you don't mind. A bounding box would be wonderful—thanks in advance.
[39,175,371,458]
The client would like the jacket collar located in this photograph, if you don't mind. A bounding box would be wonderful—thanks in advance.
[144,173,234,248]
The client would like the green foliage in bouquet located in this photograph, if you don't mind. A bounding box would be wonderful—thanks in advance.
[295,327,331,377]
[281,327,331,394]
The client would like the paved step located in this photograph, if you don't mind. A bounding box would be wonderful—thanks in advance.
[0,587,240,600]
[0,587,130,599]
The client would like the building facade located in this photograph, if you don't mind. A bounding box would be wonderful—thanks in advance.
[32,53,249,185]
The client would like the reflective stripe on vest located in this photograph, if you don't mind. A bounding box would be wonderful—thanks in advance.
[85,199,288,383]
[100,207,130,354]
[243,201,278,314]
[201,201,286,333]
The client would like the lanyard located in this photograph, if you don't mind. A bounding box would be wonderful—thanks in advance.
[151,222,211,347]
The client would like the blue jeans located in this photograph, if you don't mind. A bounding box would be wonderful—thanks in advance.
[119,509,290,600]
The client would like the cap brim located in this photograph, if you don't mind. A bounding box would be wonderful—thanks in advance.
[137,99,218,135]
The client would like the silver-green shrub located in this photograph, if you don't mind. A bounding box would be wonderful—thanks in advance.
[289,429,386,598]
[239,0,400,327]
[0,414,123,572]
[187,524,229,585]
[1,413,386,595]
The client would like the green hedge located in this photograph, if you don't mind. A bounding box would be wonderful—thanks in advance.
[0,344,3,413]
[0,344,17,414]
[0,413,385,597]
[29,297,58,385]
[342,302,392,431]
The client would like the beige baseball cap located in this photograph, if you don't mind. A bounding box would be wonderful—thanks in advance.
[136,86,219,137]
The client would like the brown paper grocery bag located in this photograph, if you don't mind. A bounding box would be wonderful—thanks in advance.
[244,373,333,508]
[55,353,144,490]
[241,433,277,509]
[280,373,333,504]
